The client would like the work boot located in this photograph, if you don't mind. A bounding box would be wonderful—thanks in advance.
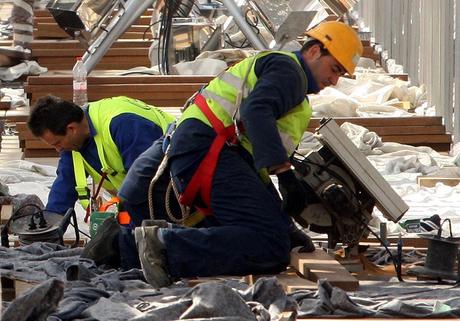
[81,217,121,267]
[134,225,172,288]
[141,219,169,228]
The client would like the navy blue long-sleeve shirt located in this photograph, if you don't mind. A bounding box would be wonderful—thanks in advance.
[46,109,164,214]
[168,51,319,182]
[242,50,318,170]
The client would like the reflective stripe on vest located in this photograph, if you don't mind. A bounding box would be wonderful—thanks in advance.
[72,151,90,209]
[177,51,312,211]
[186,51,311,156]
[72,96,175,209]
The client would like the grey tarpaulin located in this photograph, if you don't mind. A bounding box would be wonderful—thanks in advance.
[1,278,64,321]
[2,243,460,320]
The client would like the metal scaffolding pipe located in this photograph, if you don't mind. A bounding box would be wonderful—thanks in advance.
[82,0,156,73]
[220,0,267,50]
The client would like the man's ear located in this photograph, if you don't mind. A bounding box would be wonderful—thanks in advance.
[305,44,322,60]
[66,122,78,135]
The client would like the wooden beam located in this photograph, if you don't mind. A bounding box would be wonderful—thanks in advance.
[0,204,13,225]
[290,247,359,291]
[276,269,317,293]
[417,176,460,188]
[1,276,38,302]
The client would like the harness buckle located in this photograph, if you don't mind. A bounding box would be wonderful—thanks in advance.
[75,186,90,200]
[102,167,117,176]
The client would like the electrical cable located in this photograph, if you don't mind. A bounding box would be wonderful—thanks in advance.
[142,20,161,41]
[1,203,44,247]
[224,32,249,48]
[68,221,91,239]
[0,203,86,247]
[292,151,358,193]
[360,221,404,282]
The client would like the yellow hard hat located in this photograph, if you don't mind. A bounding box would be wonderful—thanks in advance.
[306,21,363,75]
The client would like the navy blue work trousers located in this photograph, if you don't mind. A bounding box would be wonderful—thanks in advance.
[119,119,291,278]
[118,138,177,226]
[164,120,291,278]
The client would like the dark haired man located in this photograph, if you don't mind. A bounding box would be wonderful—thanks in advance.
[121,21,363,286]
[28,96,174,264]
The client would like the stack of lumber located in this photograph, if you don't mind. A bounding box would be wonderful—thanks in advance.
[20,71,453,156]
[15,121,57,158]
[30,8,154,70]
[190,247,359,294]
[360,39,381,64]
[307,117,452,152]
[33,9,154,40]
[0,2,12,22]
[30,39,151,70]
[25,71,209,107]
[0,99,11,111]
[21,72,211,157]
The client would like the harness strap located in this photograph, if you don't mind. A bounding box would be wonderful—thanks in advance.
[72,151,90,210]
[179,94,237,215]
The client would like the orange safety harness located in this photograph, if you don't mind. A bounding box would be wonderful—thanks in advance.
[178,93,238,215]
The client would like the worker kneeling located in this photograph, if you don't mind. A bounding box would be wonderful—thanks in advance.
[27,95,175,267]
[74,22,362,289]
[118,21,363,288]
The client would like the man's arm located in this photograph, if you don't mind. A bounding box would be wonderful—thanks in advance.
[109,113,165,171]
[45,152,79,214]
[240,53,307,171]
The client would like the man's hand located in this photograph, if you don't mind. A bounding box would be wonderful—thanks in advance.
[276,169,306,218]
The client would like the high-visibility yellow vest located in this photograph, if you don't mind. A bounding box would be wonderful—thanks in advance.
[72,96,175,209]
[178,51,312,182]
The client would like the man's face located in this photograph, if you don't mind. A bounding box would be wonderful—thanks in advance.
[304,44,346,93]
[40,123,86,152]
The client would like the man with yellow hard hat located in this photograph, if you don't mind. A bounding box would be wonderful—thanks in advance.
[117,21,363,287]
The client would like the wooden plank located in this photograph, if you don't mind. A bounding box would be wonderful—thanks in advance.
[307,117,444,127]
[23,149,59,158]
[26,83,202,92]
[34,8,153,17]
[0,204,13,225]
[360,236,428,248]
[0,100,10,110]
[34,23,154,40]
[35,56,151,71]
[290,247,359,291]
[27,73,213,84]
[417,176,460,188]
[34,15,153,26]
[0,109,30,122]
[30,39,151,50]
[17,130,35,140]
[306,125,446,136]
[25,140,54,149]
[388,73,409,81]
[382,134,452,144]
[33,23,70,39]
[1,276,38,301]
[276,269,317,293]
[26,84,202,106]
[32,47,149,57]
[413,142,450,152]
